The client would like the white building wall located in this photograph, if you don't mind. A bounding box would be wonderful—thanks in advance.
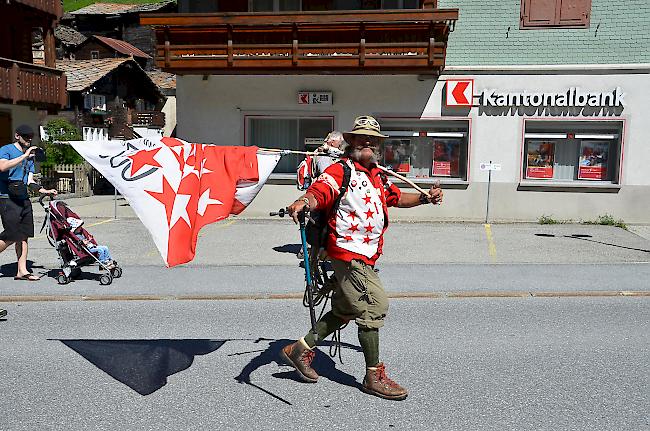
[176,70,650,223]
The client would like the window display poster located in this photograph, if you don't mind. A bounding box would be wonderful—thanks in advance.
[383,139,412,173]
[578,141,609,180]
[526,141,555,179]
[432,140,460,177]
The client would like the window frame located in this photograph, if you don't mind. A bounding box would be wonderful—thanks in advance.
[519,118,626,188]
[520,0,592,30]
[377,116,472,185]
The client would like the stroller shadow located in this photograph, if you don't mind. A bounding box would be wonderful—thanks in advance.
[45,268,102,282]
[55,339,226,395]
[234,338,362,405]
[272,244,302,254]
[0,260,46,278]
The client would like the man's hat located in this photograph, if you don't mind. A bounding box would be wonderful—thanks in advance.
[15,124,34,137]
[343,116,388,142]
[66,217,84,230]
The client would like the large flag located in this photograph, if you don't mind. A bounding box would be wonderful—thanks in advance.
[70,137,281,267]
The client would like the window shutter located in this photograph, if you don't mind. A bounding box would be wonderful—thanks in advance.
[558,0,591,27]
[521,0,557,28]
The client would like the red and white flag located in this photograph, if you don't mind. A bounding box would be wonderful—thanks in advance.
[70,137,281,267]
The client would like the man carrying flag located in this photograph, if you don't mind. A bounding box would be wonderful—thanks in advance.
[281,115,443,400]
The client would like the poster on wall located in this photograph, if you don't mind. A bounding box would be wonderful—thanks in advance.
[383,139,412,173]
[526,140,555,179]
[432,139,461,177]
[578,141,609,180]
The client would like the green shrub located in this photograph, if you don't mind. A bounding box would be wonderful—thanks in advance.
[42,119,83,168]
[539,215,560,224]
[584,214,627,230]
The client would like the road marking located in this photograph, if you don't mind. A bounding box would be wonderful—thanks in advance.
[33,218,114,240]
[0,291,647,303]
[484,223,497,262]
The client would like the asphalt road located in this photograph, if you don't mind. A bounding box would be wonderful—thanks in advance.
[1,297,648,431]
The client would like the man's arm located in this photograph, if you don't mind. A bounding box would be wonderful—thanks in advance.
[396,185,443,208]
[0,146,38,172]
[27,172,57,195]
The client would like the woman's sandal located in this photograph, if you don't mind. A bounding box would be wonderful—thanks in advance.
[14,273,40,281]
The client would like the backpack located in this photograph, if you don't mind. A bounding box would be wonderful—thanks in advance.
[306,160,352,248]
[296,154,315,191]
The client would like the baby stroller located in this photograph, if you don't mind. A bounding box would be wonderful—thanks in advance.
[39,196,122,285]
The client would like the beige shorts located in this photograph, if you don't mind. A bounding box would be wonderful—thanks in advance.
[330,258,389,329]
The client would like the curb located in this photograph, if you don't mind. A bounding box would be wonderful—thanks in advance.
[0,291,648,303]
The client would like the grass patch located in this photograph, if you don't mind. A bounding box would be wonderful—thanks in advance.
[63,0,169,12]
[538,215,571,225]
[583,214,628,230]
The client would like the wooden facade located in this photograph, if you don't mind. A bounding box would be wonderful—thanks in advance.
[141,7,458,75]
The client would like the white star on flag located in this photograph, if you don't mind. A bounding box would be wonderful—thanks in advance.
[169,192,192,228]
[197,188,223,216]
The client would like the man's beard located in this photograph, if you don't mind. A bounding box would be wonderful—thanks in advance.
[349,146,380,164]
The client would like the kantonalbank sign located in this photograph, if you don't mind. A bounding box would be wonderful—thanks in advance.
[480,87,625,108]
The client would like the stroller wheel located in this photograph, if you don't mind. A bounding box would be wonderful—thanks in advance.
[57,273,69,285]
[111,266,123,278]
[99,273,113,286]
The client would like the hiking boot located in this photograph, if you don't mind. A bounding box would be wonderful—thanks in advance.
[280,339,319,383]
[362,362,408,400]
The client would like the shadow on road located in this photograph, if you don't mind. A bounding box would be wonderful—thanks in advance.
[56,339,226,395]
[272,244,302,254]
[234,337,362,405]
[534,233,650,253]
[0,260,46,278]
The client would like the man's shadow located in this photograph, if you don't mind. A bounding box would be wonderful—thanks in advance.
[0,260,46,278]
[272,244,302,254]
[234,338,362,405]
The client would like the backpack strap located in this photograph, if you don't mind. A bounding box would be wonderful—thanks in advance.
[331,160,351,213]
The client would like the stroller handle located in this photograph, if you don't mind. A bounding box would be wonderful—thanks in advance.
[38,194,54,207]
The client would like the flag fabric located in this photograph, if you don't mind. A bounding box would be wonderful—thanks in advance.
[70,137,281,267]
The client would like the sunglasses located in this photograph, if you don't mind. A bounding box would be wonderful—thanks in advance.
[354,116,380,129]
[19,134,34,140]
[352,135,382,145]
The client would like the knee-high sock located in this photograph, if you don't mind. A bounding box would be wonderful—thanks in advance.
[303,311,345,348]
[358,327,380,367]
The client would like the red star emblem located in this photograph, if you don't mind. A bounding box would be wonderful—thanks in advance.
[349,223,359,233]
[343,235,353,242]
[364,209,374,219]
[363,236,372,244]
[363,195,372,205]
[364,224,373,233]
[161,137,185,147]
[128,148,162,176]
[348,211,358,221]
[146,175,176,226]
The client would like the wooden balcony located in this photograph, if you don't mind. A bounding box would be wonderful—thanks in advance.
[12,0,62,18]
[141,9,458,75]
[0,58,66,109]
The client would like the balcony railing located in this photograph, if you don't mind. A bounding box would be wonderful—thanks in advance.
[0,58,66,108]
[13,0,62,18]
[141,9,458,75]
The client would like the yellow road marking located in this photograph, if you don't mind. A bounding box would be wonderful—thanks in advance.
[484,223,497,262]
[33,218,114,240]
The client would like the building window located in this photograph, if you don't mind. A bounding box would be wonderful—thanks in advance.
[520,0,591,29]
[90,50,99,59]
[522,120,623,183]
[245,115,334,173]
[380,119,470,181]
[84,94,107,112]
[382,0,418,9]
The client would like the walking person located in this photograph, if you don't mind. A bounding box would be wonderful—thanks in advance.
[0,125,57,281]
[281,115,443,400]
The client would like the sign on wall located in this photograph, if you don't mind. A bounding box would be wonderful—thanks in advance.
[298,91,332,105]
[445,79,474,107]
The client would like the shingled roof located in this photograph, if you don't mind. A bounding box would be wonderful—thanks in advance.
[54,25,87,46]
[56,58,131,91]
[146,70,176,90]
[69,1,175,15]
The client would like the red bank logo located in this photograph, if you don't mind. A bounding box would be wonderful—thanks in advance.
[445,79,474,107]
